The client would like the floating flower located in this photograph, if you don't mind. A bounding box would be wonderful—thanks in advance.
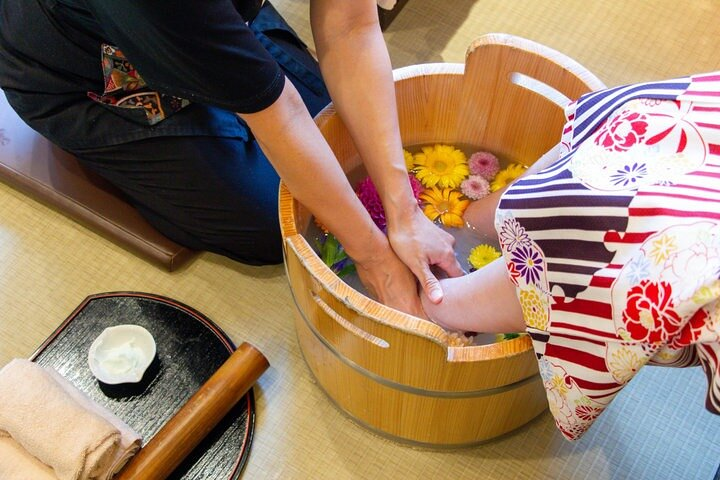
[408,173,423,201]
[404,149,415,171]
[419,187,469,228]
[468,151,500,180]
[468,244,500,270]
[446,331,474,347]
[316,233,356,278]
[460,175,490,200]
[413,144,469,189]
[490,163,526,192]
[356,173,424,230]
[495,332,522,343]
[356,176,386,229]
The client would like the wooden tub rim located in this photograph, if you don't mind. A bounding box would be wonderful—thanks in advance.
[286,265,541,398]
[281,232,534,364]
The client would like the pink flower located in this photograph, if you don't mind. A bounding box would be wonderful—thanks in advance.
[408,174,423,201]
[460,175,490,200]
[356,173,423,230]
[468,151,500,180]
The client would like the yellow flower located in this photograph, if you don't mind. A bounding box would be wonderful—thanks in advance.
[694,280,720,304]
[519,286,548,330]
[550,375,569,396]
[608,347,642,384]
[490,163,526,192]
[403,149,415,171]
[419,187,469,228]
[468,244,501,270]
[649,234,677,265]
[413,144,469,188]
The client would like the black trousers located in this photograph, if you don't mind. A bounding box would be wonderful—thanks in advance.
[67,7,330,265]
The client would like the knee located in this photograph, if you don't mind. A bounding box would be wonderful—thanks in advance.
[209,217,283,266]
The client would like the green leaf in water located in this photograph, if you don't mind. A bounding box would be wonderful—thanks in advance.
[318,233,355,278]
[336,262,357,278]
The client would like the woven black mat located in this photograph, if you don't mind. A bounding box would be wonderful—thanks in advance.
[31,292,254,480]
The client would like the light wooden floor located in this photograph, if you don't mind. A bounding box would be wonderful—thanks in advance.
[1,1,719,479]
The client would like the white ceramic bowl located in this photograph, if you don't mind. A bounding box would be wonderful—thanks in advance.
[88,324,157,384]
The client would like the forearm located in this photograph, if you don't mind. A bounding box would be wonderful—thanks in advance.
[310,0,416,221]
[238,77,386,261]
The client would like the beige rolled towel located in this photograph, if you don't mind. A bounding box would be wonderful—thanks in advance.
[0,436,57,480]
[0,359,141,480]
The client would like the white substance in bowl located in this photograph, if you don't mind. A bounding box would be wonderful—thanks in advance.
[88,325,156,384]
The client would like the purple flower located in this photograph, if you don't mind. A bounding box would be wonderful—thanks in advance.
[610,162,647,187]
[408,174,423,203]
[356,173,423,230]
[511,245,544,284]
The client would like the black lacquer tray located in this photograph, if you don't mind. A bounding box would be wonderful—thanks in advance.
[30,292,255,479]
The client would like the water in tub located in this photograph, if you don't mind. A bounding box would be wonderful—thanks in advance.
[306,144,526,346]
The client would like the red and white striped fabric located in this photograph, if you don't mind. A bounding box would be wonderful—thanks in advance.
[496,72,720,440]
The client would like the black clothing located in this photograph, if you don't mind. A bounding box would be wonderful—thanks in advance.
[0,1,331,264]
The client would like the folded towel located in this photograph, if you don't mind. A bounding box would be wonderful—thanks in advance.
[0,436,57,480]
[0,359,141,480]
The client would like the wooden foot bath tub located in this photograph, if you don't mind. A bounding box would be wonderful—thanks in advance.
[279,34,605,447]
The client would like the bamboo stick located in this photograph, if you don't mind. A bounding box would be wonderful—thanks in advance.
[115,342,269,480]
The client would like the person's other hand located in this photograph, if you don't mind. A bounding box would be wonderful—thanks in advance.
[354,241,426,319]
[386,207,465,305]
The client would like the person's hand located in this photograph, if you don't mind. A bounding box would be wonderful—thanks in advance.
[386,207,465,305]
[353,240,426,318]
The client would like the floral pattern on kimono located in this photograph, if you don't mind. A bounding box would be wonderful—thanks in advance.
[496,72,720,440]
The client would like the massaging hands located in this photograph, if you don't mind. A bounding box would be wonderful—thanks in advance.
[352,206,464,318]
[353,240,426,318]
[386,207,465,305]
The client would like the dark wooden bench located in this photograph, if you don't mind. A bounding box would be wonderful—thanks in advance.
[0,90,196,271]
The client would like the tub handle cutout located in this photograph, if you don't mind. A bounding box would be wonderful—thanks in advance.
[311,293,390,348]
[510,71,570,108]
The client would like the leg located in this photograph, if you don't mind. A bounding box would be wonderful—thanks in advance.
[71,135,284,265]
[420,258,524,333]
[67,8,332,265]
